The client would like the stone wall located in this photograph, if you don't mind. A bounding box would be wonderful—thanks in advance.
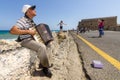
[0,32,86,80]
[78,16,118,30]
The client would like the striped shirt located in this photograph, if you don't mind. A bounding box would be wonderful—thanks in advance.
[15,16,36,40]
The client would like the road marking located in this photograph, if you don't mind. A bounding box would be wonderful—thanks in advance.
[76,34,120,70]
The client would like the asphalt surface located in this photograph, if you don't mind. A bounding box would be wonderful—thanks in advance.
[70,30,120,80]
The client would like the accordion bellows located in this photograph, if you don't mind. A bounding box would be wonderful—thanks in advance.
[30,23,53,45]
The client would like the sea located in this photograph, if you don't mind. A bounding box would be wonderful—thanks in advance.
[0,30,59,40]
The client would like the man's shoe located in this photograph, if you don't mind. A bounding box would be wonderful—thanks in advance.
[43,67,52,78]
[38,63,43,68]
[39,63,53,69]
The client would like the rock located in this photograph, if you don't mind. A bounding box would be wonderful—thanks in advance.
[57,31,67,44]
[0,39,21,52]
[0,48,37,80]
[57,31,66,39]
[0,32,86,80]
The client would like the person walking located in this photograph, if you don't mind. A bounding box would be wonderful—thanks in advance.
[98,19,104,37]
[10,4,52,78]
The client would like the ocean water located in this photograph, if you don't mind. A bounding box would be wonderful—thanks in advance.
[0,30,59,40]
[0,30,17,40]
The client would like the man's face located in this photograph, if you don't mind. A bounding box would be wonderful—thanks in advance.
[27,8,36,16]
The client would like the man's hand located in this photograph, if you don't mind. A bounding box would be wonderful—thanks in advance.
[27,30,36,36]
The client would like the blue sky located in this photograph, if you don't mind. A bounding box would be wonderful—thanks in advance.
[1,0,120,30]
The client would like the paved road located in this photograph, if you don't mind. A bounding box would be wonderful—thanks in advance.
[70,31,120,80]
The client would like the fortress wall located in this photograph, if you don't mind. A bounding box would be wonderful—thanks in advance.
[78,16,118,30]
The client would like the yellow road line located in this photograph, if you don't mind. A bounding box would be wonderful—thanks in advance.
[76,34,120,70]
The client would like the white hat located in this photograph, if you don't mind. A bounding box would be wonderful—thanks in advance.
[22,4,36,14]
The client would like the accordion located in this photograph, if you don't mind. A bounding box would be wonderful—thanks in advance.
[30,23,53,45]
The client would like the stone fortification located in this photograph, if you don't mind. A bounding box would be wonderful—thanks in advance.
[78,16,120,31]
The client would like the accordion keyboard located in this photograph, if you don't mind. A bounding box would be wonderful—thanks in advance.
[29,27,44,43]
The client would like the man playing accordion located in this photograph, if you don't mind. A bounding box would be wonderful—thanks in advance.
[10,4,52,78]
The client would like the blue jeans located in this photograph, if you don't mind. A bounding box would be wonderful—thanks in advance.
[99,28,104,36]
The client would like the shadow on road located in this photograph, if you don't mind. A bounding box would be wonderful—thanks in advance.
[88,36,100,38]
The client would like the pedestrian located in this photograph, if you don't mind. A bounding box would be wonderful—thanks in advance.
[10,4,52,78]
[98,19,104,37]
[57,20,67,31]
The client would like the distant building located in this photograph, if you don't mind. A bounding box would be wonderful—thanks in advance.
[78,16,118,31]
